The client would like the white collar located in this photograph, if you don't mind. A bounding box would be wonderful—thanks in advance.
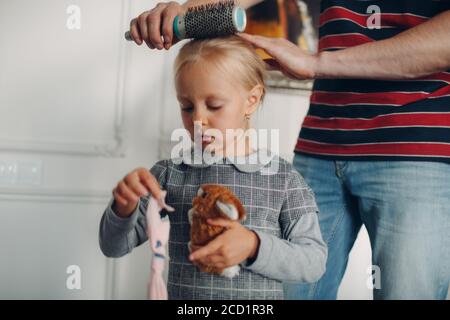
[173,148,276,173]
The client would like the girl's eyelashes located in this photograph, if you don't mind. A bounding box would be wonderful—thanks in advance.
[180,104,223,112]
[207,104,222,110]
[206,101,225,110]
[180,104,194,113]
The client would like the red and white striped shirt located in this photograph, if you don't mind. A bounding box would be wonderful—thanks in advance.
[295,0,450,161]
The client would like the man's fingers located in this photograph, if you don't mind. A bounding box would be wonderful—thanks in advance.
[148,6,165,49]
[239,33,298,79]
[137,14,150,45]
[238,33,279,57]
[238,33,272,47]
[129,3,185,50]
[237,32,254,41]
[281,68,299,80]
[264,58,282,71]
[130,18,142,45]
[161,6,179,49]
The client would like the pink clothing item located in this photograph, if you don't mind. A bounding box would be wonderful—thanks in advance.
[146,190,174,300]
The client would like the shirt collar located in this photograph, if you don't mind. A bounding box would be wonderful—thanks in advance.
[173,148,276,173]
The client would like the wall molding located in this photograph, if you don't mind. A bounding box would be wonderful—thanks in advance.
[106,0,130,300]
[0,186,111,203]
[0,137,124,157]
[0,2,129,158]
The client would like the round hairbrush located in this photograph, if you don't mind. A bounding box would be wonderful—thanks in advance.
[124,0,247,41]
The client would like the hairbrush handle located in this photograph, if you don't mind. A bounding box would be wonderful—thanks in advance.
[124,5,246,41]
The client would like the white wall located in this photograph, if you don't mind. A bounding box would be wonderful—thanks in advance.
[0,0,375,299]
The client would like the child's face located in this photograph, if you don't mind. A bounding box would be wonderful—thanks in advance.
[176,62,261,155]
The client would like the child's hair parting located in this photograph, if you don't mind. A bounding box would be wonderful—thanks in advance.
[174,35,267,103]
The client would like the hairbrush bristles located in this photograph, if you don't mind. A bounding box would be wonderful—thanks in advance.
[125,0,247,42]
[175,0,246,40]
[187,0,236,13]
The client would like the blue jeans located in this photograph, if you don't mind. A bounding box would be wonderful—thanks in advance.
[285,153,450,300]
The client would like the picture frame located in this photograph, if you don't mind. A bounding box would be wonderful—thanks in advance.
[245,0,319,93]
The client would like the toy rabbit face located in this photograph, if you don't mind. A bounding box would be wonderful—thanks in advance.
[192,184,246,221]
[189,184,246,278]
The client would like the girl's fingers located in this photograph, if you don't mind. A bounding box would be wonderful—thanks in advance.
[214,262,226,269]
[200,255,226,269]
[117,181,139,203]
[158,190,175,212]
[113,188,128,206]
[125,171,149,196]
[206,218,235,228]
[135,169,174,210]
[127,178,149,198]
[137,169,162,199]
[189,238,222,261]
[204,254,225,265]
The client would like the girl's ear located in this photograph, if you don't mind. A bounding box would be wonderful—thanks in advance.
[245,84,264,116]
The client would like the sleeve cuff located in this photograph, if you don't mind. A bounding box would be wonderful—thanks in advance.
[105,198,141,231]
[240,230,274,274]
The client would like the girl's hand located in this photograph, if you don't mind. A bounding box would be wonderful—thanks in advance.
[112,168,163,218]
[237,33,319,80]
[189,219,260,269]
[129,2,185,50]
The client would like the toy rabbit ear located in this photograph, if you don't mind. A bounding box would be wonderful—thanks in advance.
[216,200,239,220]
[197,187,204,197]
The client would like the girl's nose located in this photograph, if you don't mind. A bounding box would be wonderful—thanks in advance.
[192,108,206,124]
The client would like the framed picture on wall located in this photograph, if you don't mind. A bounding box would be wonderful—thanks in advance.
[245,0,318,93]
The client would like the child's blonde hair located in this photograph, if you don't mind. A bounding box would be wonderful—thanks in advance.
[174,35,267,103]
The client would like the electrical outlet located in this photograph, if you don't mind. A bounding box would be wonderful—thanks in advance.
[0,160,42,186]
[17,160,43,186]
[0,161,18,184]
